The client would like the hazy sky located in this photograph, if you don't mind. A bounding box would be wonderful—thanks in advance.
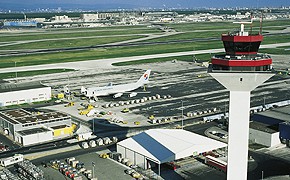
[1,0,290,10]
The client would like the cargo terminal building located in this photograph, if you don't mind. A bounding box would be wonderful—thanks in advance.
[0,82,51,107]
[0,109,74,146]
[117,129,227,175]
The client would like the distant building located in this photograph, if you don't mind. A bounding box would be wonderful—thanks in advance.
[0,109,73,146]
[249,121,280,147]
[250,107,290,147]
[3,20,38,27]
[81,14,99,22]
[0,82,51,107]
[51,15,72,23]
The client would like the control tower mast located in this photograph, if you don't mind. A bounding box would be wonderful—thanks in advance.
[208,21,274,180]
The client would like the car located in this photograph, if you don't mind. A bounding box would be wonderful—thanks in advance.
[41,161,48,167]
[125,169,135,175]
[99,111,106,115]
[121,108,130,113]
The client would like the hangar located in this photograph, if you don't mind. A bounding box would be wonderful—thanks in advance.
[0,82,51,107]
[117,129,227,175]
[0,109,74,146]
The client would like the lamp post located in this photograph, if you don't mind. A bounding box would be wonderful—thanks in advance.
[263,94,266,107]
[14,61,17,83]
[181,100,184,129]
[92,161,95,179]
[92,119,95,134]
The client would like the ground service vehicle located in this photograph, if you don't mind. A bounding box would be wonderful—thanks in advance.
[205,155,227,172]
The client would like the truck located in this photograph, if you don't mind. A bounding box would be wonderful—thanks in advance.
[65,102,75,107]
[279,122,290,147]
[204,155,227,172]
[0,154,23,167]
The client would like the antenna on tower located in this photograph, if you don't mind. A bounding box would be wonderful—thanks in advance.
[233,19,252,36]
[250,13,253,34]
[259,11,263,35]
[22,12,26,21]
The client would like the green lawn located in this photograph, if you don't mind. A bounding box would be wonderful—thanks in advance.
[112,53,215,66]
[1,20,290,69]
[1,32,290,68]
[262,34,290,44]
[0,35,145,50]
[0,28,161,43]
[166,20,290,32]
[0,69,74,79]
[145,31,224,42]
[260,47,290,55]
[0,41,223,68]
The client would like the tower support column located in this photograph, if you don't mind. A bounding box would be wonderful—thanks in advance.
[210,72,274,180]
[227,91,250,180]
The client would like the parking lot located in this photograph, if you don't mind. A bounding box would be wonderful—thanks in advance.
[17,59,283,129]
[38,150,132,180]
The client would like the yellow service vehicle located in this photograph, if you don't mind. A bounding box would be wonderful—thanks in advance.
[65,102,75,107]
[121,108,130,113]
[99,153,109,159]
[148,115,155,120]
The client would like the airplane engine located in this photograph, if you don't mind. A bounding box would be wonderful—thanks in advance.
[113,93,123,98]
[128,92,137,98]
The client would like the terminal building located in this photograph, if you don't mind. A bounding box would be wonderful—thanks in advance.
[117,129,227,175]
[250,108,290,147]
[0,82,51,107]
[0,109,74,146]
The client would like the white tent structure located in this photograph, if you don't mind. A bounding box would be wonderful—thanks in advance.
[117,129,227,175]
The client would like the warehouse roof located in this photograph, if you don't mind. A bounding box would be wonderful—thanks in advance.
[0,109,70,125]
[17,127,51,136]
[0,81,48,93]
[256,106,290,123]
[250,121,278,134]
[117,129,227,164]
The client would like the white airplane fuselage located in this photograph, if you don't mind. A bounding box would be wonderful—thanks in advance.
[85,82,142,97]
[81,70,151,98]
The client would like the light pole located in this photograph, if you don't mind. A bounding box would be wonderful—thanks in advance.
[92,161,95,179]
[92,119,95,134]
[14,61,17,83]
[181,100,184,129]
[263,94,266,107]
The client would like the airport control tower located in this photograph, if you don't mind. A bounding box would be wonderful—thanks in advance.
[208,21,274,180]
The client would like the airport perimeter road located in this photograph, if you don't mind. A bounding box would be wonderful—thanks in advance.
[1,42,290,73]
[248,150,290,180]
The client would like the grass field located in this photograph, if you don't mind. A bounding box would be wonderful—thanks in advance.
[260,47,290,55]
[145,31,223,42]
[0,28,160,43]
[1,32,290,68]
[0,40,223,68]
[0,69,74,79]
[112,54,214,66]
[166,19,290,32]
[0,35,144,50]
[0,20,290,69]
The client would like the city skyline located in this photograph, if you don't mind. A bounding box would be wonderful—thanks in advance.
[1,0,290,11]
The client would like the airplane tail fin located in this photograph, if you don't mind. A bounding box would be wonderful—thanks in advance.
[64,85,70,95]
[81,86,86,94]
[137,70,151,85]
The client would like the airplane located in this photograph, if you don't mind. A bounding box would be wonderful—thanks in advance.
[81,70,151,99]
